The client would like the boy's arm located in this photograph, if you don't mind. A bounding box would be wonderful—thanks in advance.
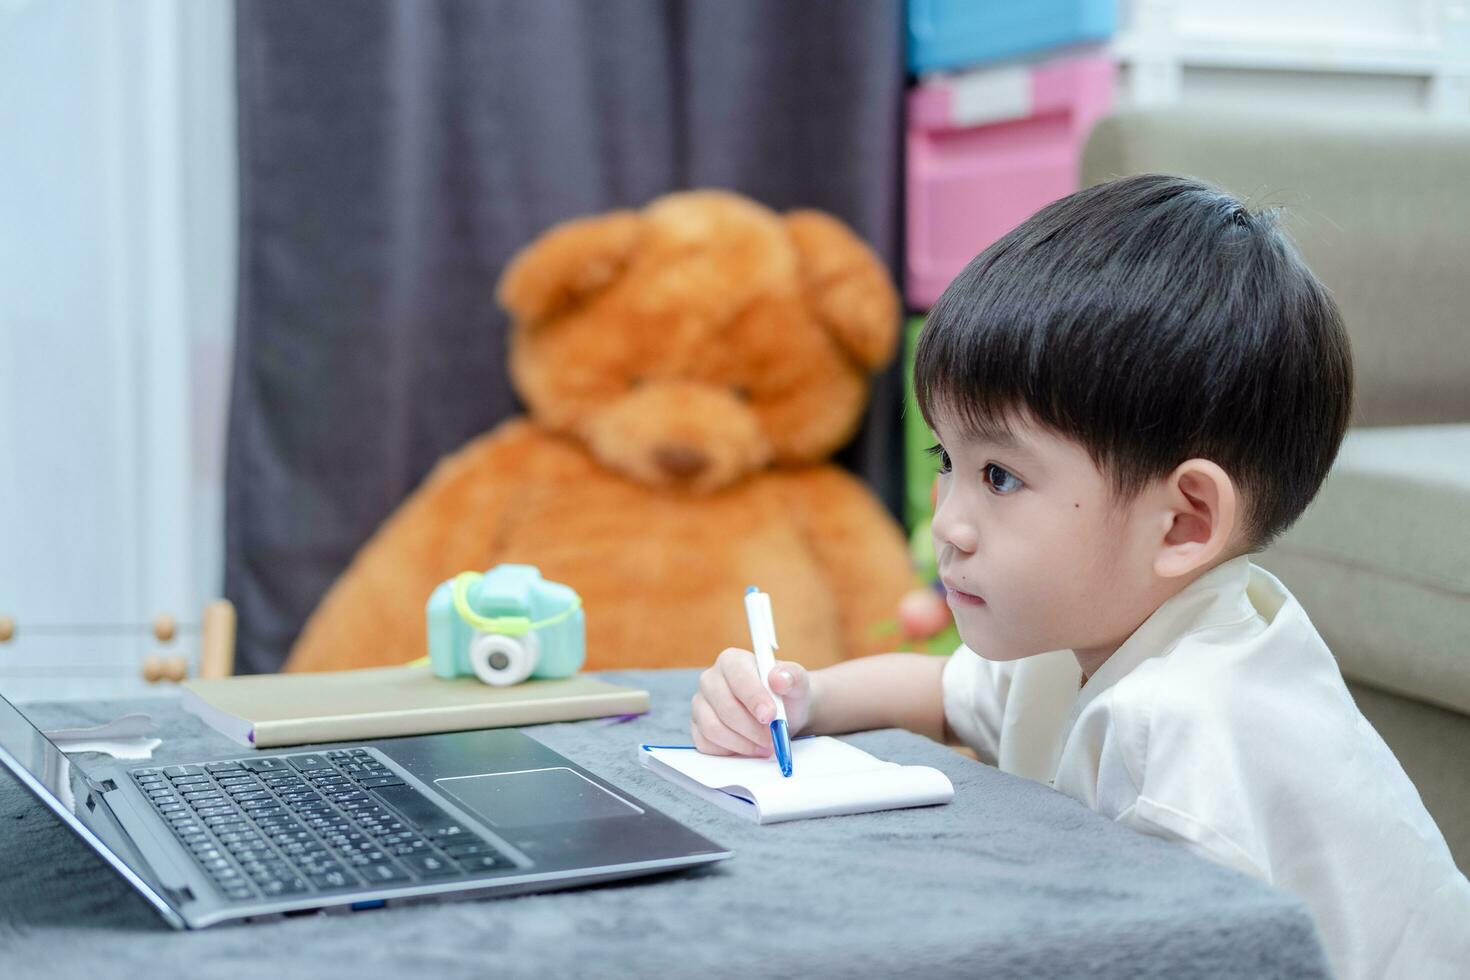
[805,652,955,744]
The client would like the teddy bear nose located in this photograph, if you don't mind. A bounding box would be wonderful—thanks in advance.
[655,445,709,478]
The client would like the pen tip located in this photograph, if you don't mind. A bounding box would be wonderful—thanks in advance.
[746,586,758,595]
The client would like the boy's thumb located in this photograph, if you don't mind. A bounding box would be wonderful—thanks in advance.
[771,662,807,697]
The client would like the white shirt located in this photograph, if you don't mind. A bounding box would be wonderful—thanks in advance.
[942,556,1470,980]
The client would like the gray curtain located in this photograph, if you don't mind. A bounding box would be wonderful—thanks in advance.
[227,0,906,675]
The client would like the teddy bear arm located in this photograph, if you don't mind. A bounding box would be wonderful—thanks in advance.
[284,422,539,673]
[779,469,922,661]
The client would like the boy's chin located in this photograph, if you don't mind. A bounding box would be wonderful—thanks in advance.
[954,624,1038,663]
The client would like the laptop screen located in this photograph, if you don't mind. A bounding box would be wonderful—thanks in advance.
[0,691,182,925]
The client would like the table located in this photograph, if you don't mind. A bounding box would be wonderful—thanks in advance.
[0,669,1330,979]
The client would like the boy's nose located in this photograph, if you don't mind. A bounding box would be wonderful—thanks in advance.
[931,493,978,555]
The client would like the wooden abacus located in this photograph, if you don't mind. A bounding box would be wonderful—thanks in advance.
[0,599,236,683]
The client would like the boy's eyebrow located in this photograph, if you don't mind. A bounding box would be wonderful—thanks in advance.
[966,424,1033,456]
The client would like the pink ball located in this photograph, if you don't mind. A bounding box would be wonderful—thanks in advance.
[898,589,951,639]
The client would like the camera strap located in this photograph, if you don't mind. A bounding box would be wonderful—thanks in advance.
[450,571,583,637]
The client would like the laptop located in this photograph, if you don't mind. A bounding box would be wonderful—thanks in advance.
[0,689,731,928]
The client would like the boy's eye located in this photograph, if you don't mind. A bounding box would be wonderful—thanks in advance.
[926,443,952,474]
[984,463,1022,495]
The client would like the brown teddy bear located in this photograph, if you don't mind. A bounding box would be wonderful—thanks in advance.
[286,190,918,675]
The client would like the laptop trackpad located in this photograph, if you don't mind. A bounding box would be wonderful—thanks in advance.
[434,768,642,828]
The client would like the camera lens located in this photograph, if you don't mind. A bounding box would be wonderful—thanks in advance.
[467,632,539,686]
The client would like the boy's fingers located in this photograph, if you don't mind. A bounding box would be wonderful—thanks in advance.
[699,669,775,747]
[717,647,778,724]
[692,699,771,758]
[690,720,734,756]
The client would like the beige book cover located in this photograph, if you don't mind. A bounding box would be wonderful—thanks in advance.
[180,666,650,748]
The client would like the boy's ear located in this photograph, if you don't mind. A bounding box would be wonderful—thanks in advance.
[1151,459,1240,579]
[496,211,642,325]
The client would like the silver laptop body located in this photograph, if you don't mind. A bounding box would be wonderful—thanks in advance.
[0,690,731,928]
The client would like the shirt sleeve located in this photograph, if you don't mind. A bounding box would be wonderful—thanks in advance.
[941,645,1009,766]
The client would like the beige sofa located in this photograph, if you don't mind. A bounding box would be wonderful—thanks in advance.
[1082,107,1470,872]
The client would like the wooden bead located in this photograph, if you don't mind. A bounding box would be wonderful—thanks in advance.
[0,616,13,643]
[142,655,188,683]
[152,614,177,643]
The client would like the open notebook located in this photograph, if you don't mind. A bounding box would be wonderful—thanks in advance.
[638,736,954,824]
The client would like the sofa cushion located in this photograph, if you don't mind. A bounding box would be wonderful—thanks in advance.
[1082,108,1470,427]
[1259,424,1470,715]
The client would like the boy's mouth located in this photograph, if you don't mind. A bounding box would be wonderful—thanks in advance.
[941,580,985,607]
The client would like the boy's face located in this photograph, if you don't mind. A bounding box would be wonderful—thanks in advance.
[930,407,1163,666]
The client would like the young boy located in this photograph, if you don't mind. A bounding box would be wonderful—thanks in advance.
[690,175,1470,979]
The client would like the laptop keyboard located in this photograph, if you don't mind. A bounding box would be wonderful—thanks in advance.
[129,749,512,903]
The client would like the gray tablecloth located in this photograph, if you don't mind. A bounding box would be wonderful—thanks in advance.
[0,669,1330,979]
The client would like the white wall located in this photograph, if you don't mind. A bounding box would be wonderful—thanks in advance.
[0,0,235,702]
[1113,0,1470,114]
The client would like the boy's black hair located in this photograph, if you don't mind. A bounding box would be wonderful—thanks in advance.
[914,173,1354,551]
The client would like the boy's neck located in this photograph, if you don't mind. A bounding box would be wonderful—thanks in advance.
[1072,554,1247,686]
[1073,646,1114,685]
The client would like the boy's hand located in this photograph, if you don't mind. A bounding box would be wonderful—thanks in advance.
[691,647,814,757]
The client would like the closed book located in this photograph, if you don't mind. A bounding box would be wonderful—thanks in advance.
[638,736,954,824]
[180,665,649,748]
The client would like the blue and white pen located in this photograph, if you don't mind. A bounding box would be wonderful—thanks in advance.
[744,586,793,777]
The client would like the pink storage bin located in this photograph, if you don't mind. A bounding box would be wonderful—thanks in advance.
[905,53,1116,310]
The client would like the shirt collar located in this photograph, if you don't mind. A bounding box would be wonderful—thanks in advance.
[1068,555,1258,721]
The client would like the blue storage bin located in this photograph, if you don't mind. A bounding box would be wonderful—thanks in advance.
[907,0,1116,74]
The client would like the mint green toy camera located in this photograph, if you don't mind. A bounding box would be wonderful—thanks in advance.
[426,564,585,686]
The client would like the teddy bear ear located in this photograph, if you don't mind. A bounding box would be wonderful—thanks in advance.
[784,210,900,370]
[496,210,642,324]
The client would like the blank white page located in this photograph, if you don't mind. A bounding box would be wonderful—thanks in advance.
[640,737,954,823]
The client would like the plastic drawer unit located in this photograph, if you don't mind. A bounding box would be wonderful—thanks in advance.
[905,53,1115,310]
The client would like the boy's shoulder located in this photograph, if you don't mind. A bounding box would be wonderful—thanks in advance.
[1114,563,1355,743]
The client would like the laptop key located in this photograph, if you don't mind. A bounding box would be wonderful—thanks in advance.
[308,869,359,890]
[456,855,505,872]
[400,853,456,877]
[358,776,404,789]
[260,878,310,896]
[229,791,272,803]
[359,862,410,884]
[233,848,275,862]
[241,758,286,772]
[217,776,256,788]
[204,814,244,826]
[163,765,206,779]
[287,754,332,771]
[368,785,464,837]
